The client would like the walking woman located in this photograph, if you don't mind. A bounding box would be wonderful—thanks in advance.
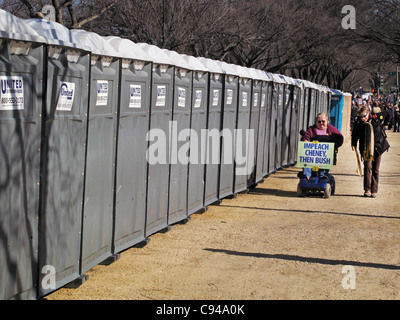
[352,106,390,198]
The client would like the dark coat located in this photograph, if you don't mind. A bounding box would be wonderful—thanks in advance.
[352,113,390,157]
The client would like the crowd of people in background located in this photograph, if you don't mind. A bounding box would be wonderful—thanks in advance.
[351,92,400,132]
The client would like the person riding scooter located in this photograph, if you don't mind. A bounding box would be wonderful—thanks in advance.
[298,113,344,180]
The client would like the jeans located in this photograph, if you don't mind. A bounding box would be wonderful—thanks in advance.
[363,154,382,194]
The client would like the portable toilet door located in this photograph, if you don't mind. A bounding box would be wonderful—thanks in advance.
[302,80,311,129]
[270,73,286,171]
[276,77,285,170]
[70,29,121,275]
[280,75,293,168]
[233,65,252,194]
[321,85,330,115]
[262,73,274,176]
[315,85,322,115]
[137,43,174,237]
[161,49,192,226]
[281,75,299,166]
[302,82,311,131]
[255,71,268,183]
[308,81,318,128]
[247,68,263,188]
[302,80,315,129]
[182,55,209,216]
[288,80,302,165]
[25,18,91,297]
[198,58,224,207]
[329,89,344,131]
[295,79,306,134]
[0,10,45,300]
[104,37,152,253]
[217,61,239,200]
[268,77,278,174]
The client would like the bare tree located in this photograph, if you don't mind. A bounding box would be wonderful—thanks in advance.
[355,0,400,62]
[3,0,119,29]
[3,0,399,91]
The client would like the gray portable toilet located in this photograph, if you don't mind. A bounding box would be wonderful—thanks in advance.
[311,82,320,125]
[104,37,152,253]
[217,61,239,200]
[303,80,318,128]
[302,80,312,130]
[316,85,322,115]
[309,82,318,127]
[137,43,173,237]
[0,10,45,300]
[277,74,288,170]
[320,85,330,115]
[247,68,263,187]
[25,18,91,297]
[162,49,192,225]
[234,65,252,194]
[269,73,285,172]
[197,58,224,207]
[182,54,209,216]
[262,72,274,176]
[317,84,326,115]
[288,79,302,165]
[268,73,278,173]
[295,79,306,134]
[70,29,120,274]
[254,70,271,184]
[280,75,294,168]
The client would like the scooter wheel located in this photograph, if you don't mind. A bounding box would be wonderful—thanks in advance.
[324,183,331,198]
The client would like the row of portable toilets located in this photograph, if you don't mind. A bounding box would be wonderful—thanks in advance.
[0,9,350,299]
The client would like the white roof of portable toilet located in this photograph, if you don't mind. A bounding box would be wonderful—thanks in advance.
[197,57,223,74]
[301,79,311,88]
[283,75,303,87]
[136,43,172,65]
[264,72,274,82]
[270,73,286,84]
[70,29,118,57]
[310,81,320,90]
[104,36,150,61]
[248,68,265,81]
[0,10,45,43]
[278,74,289,84]
[321,85,331,93]
[181,54,209,73]
[295,79,305,89]
[161,49,191,70]
[283,74,298,85]
[217,61,240,77]
[302,79,320,90]
[25,18,88,50]
[256,69,272,82]
[232,64,251,79]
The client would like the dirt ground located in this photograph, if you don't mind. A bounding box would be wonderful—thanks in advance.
[47,132,400,300]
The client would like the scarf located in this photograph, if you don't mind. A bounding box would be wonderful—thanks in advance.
[362,120,374,162]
